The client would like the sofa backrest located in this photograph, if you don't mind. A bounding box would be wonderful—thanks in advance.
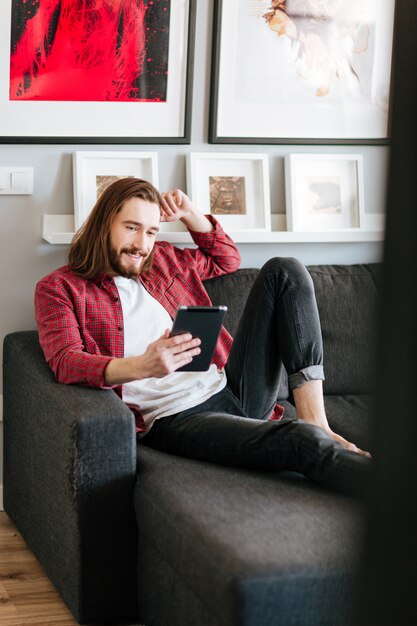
[308,264,380,394]
[204,264,381,397]
[204,269,259,337]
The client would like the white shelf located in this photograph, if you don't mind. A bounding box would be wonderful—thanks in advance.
[42,213,385,245]
[43,214,75,244]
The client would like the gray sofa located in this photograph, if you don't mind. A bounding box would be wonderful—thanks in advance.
[3,263,380,626]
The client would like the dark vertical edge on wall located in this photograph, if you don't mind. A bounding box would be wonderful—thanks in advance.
[208,0,222,144]
[353,0,417,623]
[182,0,197,144]
[385,0,398,142]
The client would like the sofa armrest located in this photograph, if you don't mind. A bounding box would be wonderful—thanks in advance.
[3,331,137,624]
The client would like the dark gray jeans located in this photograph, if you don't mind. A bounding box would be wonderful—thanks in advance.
[141,258,370,495]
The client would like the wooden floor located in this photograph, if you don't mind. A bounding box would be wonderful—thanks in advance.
[0,512,141,626]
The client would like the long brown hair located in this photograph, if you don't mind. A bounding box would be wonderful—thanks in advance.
[69,177,161,280]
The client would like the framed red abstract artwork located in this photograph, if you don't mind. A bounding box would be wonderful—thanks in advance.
[1,0,196,143]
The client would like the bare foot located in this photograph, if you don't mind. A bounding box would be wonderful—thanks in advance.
[328,430,372,458]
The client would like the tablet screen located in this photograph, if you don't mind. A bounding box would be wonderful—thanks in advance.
[170,306,227,371]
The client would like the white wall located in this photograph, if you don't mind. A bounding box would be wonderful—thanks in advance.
[0,1,388,507]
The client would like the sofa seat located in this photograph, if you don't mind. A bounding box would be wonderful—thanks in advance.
[325,395,374,453]
[134,441,365,626]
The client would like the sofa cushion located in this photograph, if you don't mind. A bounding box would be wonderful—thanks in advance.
[205,264,381,398]
[274,395,374,453]
[204,268,259,338]
[204,268,291,399]
[134,445,364,626]
[308,264,381,395]
[325,394,374,453]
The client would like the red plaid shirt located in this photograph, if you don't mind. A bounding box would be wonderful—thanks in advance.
[35,217,240,405]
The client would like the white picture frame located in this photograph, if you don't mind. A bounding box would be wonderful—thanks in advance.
[73,151,159,230]
[186,153,271,232]
[210,0,395,144]
[2,1,196,143]
[285,153,365,232]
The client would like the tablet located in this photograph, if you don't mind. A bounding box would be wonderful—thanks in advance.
[170,306,228,372]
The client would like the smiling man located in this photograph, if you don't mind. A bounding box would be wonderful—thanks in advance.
[107,196,160,278]
[35,177,370,495]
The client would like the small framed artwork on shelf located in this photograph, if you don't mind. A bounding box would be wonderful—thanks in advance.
[73,151,159,230]
[284,154,365,232]
[186,153,271,232]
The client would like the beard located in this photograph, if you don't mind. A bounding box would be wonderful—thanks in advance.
[108,245,149,279]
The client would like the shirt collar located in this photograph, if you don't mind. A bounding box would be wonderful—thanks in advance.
[93,271,115,287]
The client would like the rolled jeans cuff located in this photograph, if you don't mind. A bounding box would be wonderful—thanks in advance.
[288,365,325,390]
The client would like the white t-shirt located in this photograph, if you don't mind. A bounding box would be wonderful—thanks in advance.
[114,276,227,431]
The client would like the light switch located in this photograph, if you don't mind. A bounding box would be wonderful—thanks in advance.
[0,171,8,190]
[12,171,30,192]
[0,167,33,194]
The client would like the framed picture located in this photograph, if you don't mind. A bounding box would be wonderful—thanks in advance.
[210,0,395,144]
[73,151,159,230]
[1,0,196,143]
[186,153,271,232]
[284,153,365,231]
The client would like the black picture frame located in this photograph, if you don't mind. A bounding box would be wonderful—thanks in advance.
[209,0,394,145]
[1,0,196,144]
